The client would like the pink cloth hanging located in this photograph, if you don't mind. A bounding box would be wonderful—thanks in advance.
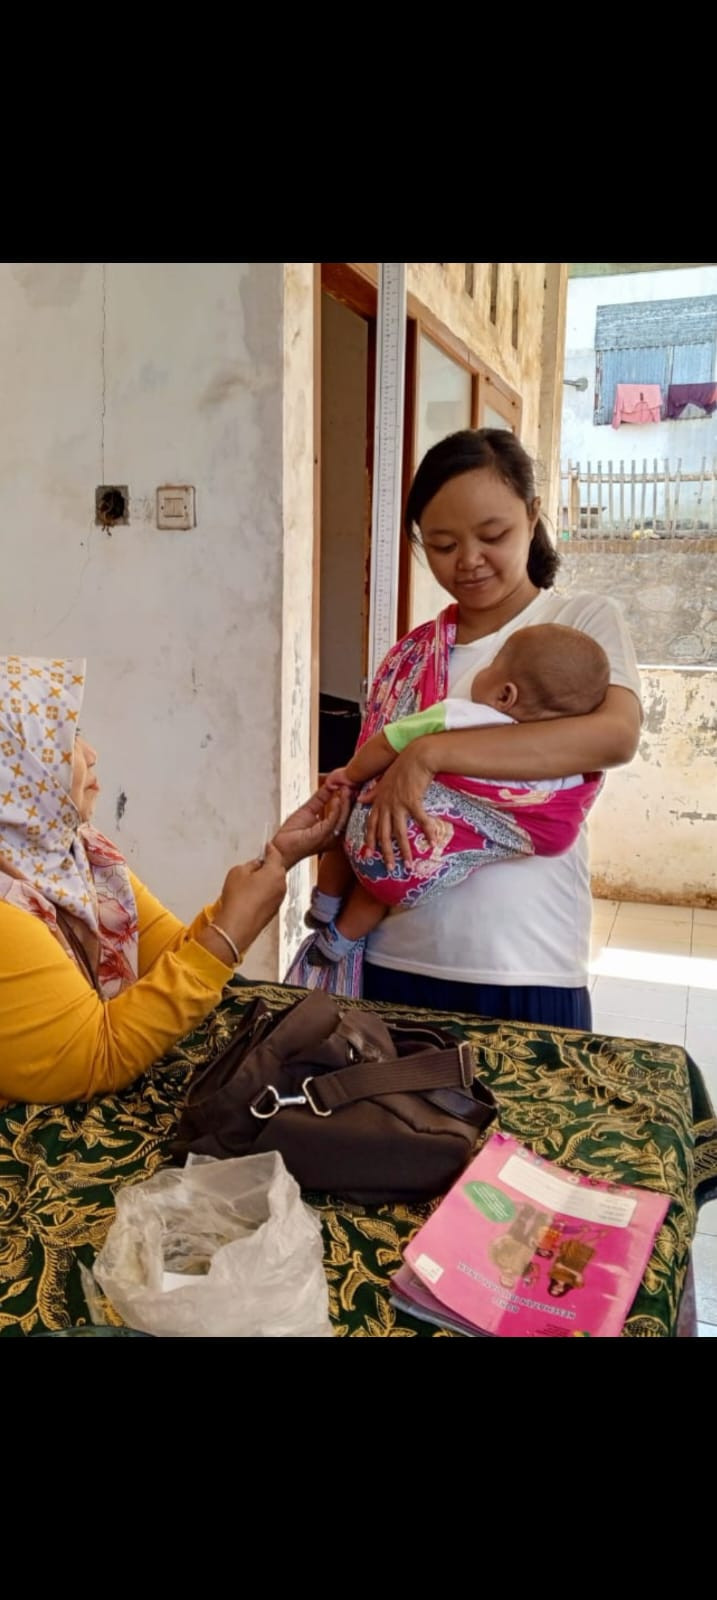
[612,384,662,429]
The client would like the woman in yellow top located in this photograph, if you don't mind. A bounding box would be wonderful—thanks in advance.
[0,654,345,1107]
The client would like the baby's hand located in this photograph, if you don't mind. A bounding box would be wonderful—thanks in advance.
[323,765,357,792]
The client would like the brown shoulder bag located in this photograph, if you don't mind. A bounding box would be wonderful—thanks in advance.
[172,989,497,1204]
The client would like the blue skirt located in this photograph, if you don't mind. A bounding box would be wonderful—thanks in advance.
[362,962,592,1031]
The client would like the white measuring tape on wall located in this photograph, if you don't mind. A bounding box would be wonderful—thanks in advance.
[367,263,407,688]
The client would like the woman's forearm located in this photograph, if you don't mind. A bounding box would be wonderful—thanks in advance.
[417,690,641,782]
[196,847,287,965]
[362,688,641,867]
[0,907,235,1106]
[131,873,222,975]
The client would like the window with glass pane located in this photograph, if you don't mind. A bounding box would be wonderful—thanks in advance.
[410,337,472,629]
[483,402,514,431]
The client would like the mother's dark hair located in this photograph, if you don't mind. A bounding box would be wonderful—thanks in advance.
[404,428,560,589]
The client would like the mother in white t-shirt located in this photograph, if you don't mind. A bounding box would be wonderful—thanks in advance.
[360,428,642,1030]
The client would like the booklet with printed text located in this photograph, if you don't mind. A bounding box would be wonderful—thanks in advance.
[392,1132,670,1338]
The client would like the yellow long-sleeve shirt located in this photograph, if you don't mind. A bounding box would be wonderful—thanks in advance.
[0,871,234,1107]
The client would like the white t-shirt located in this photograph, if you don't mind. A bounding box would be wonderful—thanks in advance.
[365,589,642,989]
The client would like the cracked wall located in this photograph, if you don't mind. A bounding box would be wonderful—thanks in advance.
[558,538,717,666]
[589,668,716,905]
[0,261,293,978]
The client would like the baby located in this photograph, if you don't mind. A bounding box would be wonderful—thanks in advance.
[306,623,610,965]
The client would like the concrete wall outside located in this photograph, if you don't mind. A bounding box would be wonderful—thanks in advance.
[558,538,717,667]
[589,667,716,906]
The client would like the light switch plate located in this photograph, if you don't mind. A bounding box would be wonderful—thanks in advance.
[157,485,195,530]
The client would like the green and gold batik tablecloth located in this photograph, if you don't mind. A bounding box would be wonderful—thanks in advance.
[1,980,715,1338]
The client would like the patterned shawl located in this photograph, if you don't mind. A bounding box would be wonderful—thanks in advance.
[358,605,458,745]
[285,608,458,995]
[0,656,138,997]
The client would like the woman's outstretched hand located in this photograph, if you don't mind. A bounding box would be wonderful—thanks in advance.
[363,744,437,869]
[197,789,351,968]
[272,784,351,870]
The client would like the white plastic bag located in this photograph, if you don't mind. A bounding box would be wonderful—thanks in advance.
[88,1151,333,1337]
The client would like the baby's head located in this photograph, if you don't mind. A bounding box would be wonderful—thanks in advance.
[470,624,610,722]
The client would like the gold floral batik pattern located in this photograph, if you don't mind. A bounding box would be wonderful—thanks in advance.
[1,981,715,1338]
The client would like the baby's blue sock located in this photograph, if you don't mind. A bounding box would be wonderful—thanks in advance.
[306,888,342,927]
[315,920,356,962]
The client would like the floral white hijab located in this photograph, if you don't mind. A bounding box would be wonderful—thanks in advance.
[0,655,138,997]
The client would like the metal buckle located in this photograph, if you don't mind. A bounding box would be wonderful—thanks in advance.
[249,1085,308,1120]
[457,1040,475,1088]
[302,1077,333,1117]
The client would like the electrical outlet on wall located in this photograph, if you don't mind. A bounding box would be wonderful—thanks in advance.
[157,486,196,530]
[96,485,129,529]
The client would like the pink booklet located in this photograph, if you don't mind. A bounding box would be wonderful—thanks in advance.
[396,1132,670,1338]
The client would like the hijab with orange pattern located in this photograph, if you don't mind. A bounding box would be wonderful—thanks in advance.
[0,655,138,997]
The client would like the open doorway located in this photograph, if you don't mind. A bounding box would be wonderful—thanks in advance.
[316,266,377,776]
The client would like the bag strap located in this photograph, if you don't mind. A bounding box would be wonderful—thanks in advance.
[299,1040,477,1115]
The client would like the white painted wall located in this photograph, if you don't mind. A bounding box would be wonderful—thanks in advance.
[0,261,314,980]
[589,668,716,905]
[562,266,717,473]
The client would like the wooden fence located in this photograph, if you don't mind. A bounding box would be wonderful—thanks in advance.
[559,458,717,537]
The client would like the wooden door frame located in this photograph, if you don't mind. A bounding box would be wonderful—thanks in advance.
[398,304,522,636]
[312,263,523,777]
[311,264,322,788]
[312,263,381,787]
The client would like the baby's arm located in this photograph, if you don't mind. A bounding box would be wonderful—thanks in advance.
[324,730,397,791]
[326,703,449,793]
[346,730,396,784]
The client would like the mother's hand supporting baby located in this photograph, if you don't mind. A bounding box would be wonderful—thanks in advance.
[364,740,437,870]
[364,688,643,874]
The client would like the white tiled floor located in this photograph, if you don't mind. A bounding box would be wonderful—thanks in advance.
[590,896,717,1336]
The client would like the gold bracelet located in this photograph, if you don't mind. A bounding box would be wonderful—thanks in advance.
[211,922,243,966]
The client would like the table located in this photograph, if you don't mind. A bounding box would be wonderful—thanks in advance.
[1,980,715,1338]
